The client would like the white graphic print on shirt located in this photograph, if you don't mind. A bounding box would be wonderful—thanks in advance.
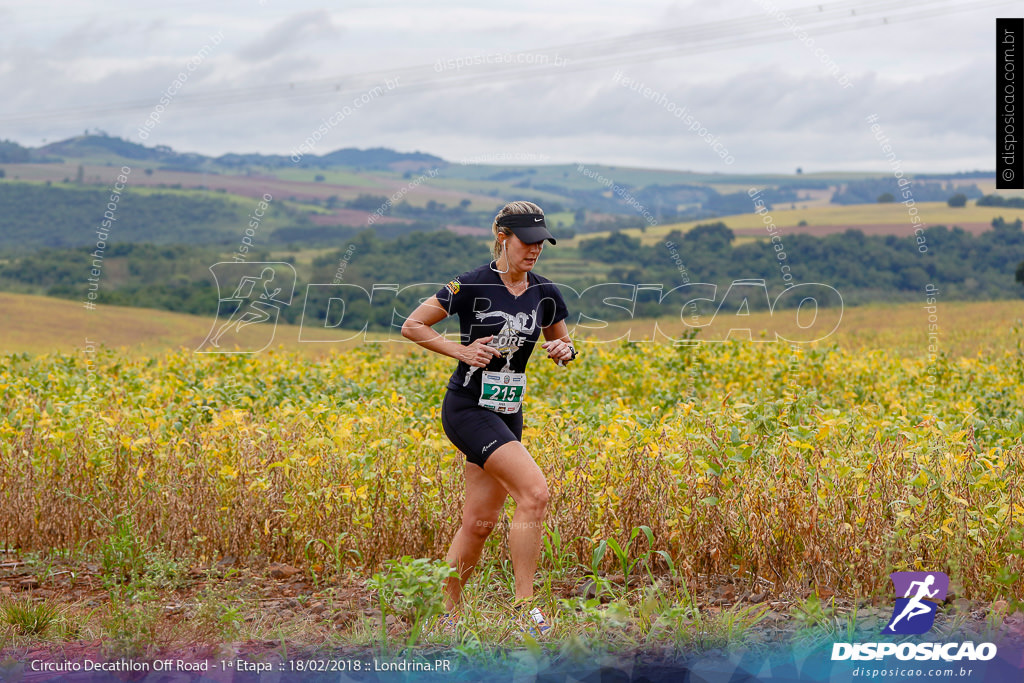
[462,308,538,386]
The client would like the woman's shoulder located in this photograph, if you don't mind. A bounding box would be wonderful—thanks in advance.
[528,270,561,291]
[530,270,555,285]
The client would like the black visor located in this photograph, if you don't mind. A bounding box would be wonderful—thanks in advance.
[496,213,557,245]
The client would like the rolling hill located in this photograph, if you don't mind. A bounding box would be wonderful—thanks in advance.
[2,291,1020,361]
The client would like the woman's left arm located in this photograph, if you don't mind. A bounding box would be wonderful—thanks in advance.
[540,320,576,365]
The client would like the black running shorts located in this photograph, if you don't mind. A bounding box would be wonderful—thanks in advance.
[440,388,523,468]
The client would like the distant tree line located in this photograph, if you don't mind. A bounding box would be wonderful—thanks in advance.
[832,179,983,205]
[0,232,483,326]
[0,243,232,315]
[0,182,309,252]
[0,140,32,163]
[512,182,804,227]
[576,218,1024,308]
[4,220,1022,330]
[977,194,1024,208]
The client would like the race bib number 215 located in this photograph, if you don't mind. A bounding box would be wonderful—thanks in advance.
[479,371,526,414]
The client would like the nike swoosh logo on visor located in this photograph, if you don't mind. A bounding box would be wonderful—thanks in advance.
[534,217,543,222]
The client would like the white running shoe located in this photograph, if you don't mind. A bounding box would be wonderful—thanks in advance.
[519,606,552,638]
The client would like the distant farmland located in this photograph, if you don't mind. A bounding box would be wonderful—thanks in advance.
[584,201,1024,246]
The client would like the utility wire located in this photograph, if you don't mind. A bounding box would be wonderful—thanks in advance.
[0,0,1013,124]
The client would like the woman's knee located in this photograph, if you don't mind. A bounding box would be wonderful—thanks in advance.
[464,511,500,540]
[484,442,549,515]
[519,481,549,517]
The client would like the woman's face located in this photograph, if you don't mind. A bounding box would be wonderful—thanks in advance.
[502,233,543,273]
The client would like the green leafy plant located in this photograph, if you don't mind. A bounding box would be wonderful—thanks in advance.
[98,513,147,586]
[304,531,363,586]
[368,556,458,647]
[790,592,851,642]
[139,547,187,590]
[192,586,245,641]
[592,525,655,592]
[992,527,1024,614]
[101,586,161,658]
[541,524,582,578]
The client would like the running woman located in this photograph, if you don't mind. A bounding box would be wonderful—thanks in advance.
[401,201,576,635]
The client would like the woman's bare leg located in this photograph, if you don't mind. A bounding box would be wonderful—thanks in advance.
[444,460,508,609]
[480,441,549,601]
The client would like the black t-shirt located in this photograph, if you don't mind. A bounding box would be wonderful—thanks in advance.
[434,262,570,399]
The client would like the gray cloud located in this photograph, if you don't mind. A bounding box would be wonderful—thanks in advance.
[236,10,344,63]
[0,1,1006,173]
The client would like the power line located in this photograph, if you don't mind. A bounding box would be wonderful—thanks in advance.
[0,0,1012,124]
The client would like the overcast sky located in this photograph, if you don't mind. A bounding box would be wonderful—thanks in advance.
[0,0,1014,174]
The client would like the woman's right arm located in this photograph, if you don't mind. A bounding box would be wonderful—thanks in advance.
[401,295,501,367]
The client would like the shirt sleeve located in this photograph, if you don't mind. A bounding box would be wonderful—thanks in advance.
[434,273,469,316]
[539,281,569,328]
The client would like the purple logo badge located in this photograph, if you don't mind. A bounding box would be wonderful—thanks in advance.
[883,572,949,635]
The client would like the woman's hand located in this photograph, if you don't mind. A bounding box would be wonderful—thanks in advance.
[541,338,575,365]
[460,335,503,367]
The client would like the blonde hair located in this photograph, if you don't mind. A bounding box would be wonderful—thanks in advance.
[492,200,544,260]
